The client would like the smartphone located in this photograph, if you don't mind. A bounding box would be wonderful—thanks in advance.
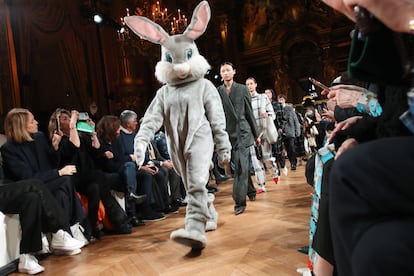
[79,112,89,121]
[309,77,330,91]
[55,117,60,133]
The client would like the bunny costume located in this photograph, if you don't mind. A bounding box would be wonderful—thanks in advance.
[124,1,231,250]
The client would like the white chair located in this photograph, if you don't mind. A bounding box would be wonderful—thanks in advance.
[0,212,21,268]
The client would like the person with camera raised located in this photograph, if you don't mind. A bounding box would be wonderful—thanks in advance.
[48,109,133,238]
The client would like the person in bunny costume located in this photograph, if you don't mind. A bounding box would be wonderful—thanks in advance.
[124,1,231,250]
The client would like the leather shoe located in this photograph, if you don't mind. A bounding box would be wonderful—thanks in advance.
[297,246,309,255]
[291,164,297,171]
[234,205,246,215]
[128,192,147,205]
[130,216,145,227]
[206,183,219,193]
[215,174,230,184]
[248,194,256,201]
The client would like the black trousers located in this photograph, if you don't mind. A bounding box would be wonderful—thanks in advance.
[0,179,65,253]
[73,172,100,232]
[329,137,414,276]
[43,176,87,235]
[283,136,297,167]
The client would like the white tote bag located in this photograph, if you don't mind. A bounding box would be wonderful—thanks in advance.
[262,116,278,144]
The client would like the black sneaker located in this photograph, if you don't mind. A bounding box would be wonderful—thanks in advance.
[129,216,146,227]
[114,222,132,234]
[127,192,147,205]
[142,211,166,222]
[171,198,187,207]
[163,205,179,214]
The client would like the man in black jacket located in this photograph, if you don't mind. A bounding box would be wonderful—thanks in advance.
[217,62,260,215]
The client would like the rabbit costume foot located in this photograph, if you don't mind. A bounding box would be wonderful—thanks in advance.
[205,193,218,231]
[170,229,207,249]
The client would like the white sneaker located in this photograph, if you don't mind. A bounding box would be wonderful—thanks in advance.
[70,223,89,246]
[36,233,51,255]
[259,184,267,192]
[283,166,288,176]
[182,195,189,205]
[53,248,82,256]
[51,229,84,252]
[18,254,45,275]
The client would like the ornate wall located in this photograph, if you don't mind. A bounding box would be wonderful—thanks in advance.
[0,0,354,124]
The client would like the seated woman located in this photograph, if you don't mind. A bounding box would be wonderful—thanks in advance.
[0,179,84,274]
[48,108,132,237]
[95,115,163,225]
[0,108,90,245]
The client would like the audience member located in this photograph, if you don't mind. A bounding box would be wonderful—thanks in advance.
[96,115,163,224]
[0,179,84,274]
[118,111,171,219]
[48,108,132,236]
[1,108,90,249]
[152,128,187,208]
[316,1,414,275]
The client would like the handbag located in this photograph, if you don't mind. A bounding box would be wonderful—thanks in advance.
[254,144,263,160]
[262,116,279,144]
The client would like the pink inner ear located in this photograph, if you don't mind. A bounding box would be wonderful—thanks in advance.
[125,17,166,44]
[186,4,210,40]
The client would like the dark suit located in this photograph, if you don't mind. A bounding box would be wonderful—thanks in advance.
[1,132,88,235]
[217,82,259,208]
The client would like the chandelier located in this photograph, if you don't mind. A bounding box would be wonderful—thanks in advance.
[117,1,188,57]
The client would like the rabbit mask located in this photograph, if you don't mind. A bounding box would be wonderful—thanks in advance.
[124,1,211,86]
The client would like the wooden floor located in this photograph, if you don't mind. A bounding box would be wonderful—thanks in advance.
[11,163,313,276]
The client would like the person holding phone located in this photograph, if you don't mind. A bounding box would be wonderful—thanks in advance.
[48,109,133,237]
[1,108,90,252]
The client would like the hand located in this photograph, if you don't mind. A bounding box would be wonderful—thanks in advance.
[91,132,100,149]
[255,136,261,146]
[259,112,268,118]
[141,164,158,175]
[51,132,62,151]
[321,109,335,121]
[218,149,231,169]
[322,0,414,33]
[335,137,359,160]
[162,160,174,170]
[70,110,79,129]
[328,116,363,143]
[129,154,136,162]
[333,84,365,108]
[59,165,77,176]
[104,151,114,159]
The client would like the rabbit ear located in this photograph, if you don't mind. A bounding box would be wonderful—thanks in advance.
[124,16,169,45]
[183,1,211,40]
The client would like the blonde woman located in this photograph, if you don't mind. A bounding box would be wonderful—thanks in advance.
[1,108,89,250]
